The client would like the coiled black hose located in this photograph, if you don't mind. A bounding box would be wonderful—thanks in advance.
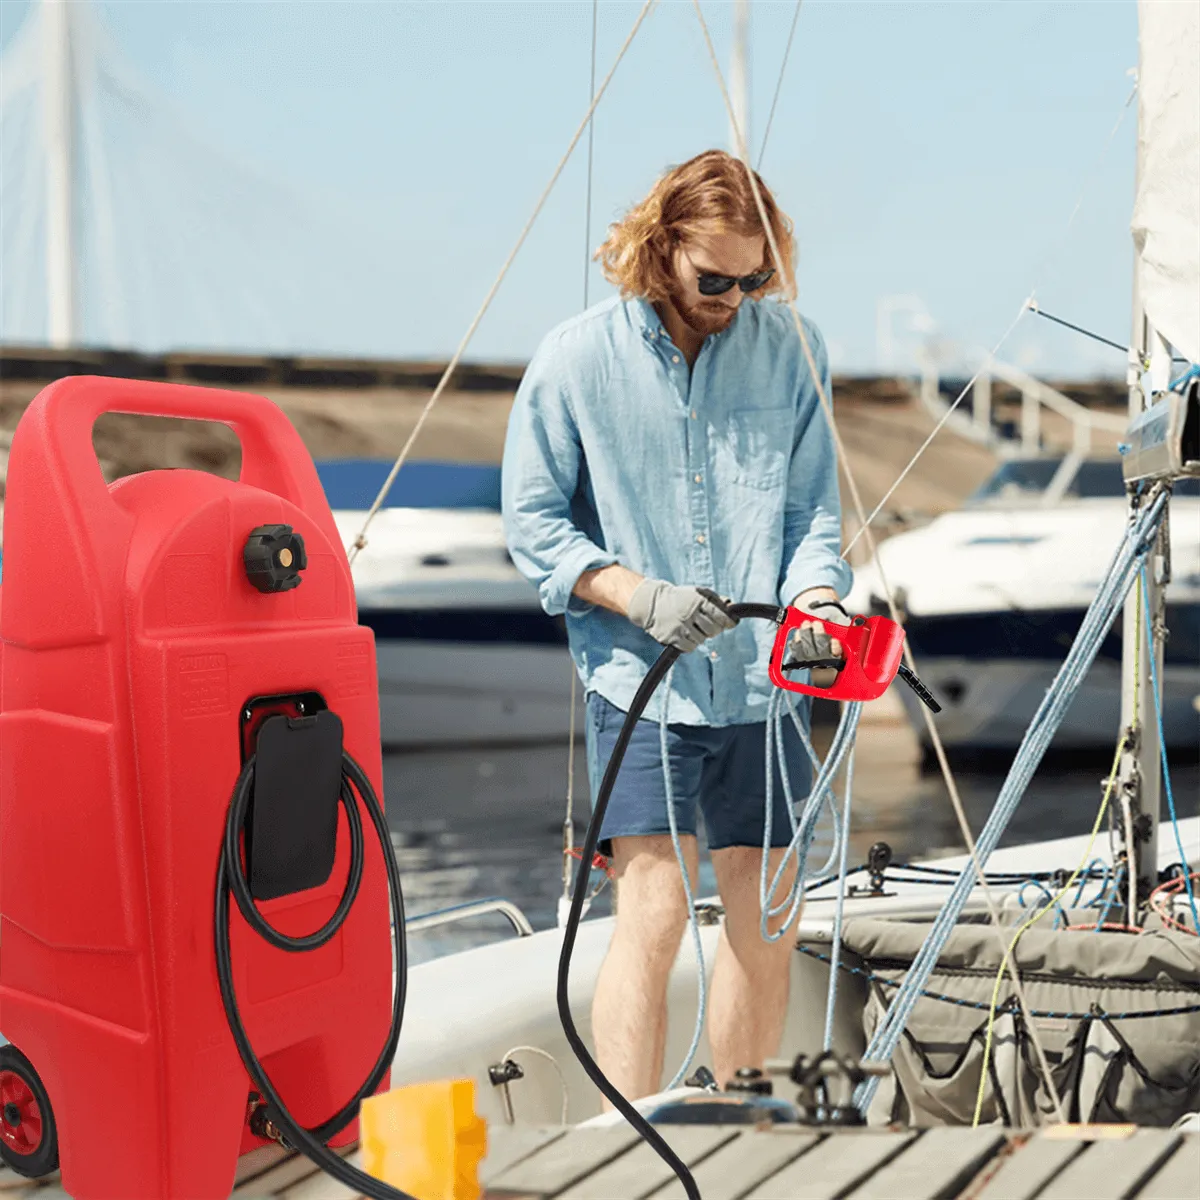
[556,602,785,1200]
[215,749,418,1200]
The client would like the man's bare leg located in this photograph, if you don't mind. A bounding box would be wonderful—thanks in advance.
[706,845,799,1088]
[591,834,700,1109]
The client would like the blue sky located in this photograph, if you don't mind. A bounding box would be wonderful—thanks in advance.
[0,1,1142,376]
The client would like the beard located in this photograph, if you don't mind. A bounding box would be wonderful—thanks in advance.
[669,291,738,337]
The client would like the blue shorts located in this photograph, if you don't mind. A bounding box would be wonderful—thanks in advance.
[584,691,813,858]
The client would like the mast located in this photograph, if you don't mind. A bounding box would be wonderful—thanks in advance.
[1118,19,1168,917]
[42,0,77,348]
[729,0,750,156]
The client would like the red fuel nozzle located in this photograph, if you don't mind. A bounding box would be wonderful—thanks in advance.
[768,608,940,712]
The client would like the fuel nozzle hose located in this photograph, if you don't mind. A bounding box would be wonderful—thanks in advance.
[556,602,785,1200]
[214,750,420,1200]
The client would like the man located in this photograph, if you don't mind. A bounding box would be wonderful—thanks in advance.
[501,149,852,1104]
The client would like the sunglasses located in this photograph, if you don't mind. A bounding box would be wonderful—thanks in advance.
[695,265,775,297]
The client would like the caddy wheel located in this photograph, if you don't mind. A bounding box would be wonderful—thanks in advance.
[0,1044,59,1178]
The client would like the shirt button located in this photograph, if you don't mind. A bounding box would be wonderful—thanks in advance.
[696,533,706,545]
[694,473,703,484]
[672,355,680,364]
[690,410,697,420]
[710,651,719,661]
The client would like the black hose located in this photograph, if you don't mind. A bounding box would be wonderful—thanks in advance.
[556,602,785,1200]
[215,750,418,1200]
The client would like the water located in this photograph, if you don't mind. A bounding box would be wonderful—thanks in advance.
[386,722,1199,966]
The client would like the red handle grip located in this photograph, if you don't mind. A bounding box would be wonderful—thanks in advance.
[768,609,906,702]
[3,377,343,648]
[25,375,326,519]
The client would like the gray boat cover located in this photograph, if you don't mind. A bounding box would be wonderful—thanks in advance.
[840,916,1200,1128]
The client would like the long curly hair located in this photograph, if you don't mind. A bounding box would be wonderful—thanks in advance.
[597,150,796,303]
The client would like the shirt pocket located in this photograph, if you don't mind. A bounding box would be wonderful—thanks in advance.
[719,406,792,491]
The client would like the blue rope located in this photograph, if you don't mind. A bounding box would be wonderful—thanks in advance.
[771,687,844,880]
[854,488,1168,1114]
[1017,878,1069,929]
[823,739,856,1052]
[657,662,854,1087]
[1073,858,1110,908]
[761,698,862,940]
[1140,567,1200,931]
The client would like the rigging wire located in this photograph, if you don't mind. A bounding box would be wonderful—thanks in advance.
[583,0,599,311]
[970,623,1136,1127]
[559,0,602,929]
[1026,301,1133,356]
[855,487,1169,1114]
[347,0,658,565]
[843,80,1139,558]
[756,0,804,172]
[1141,567,1200,932]
[689,0,1066,1121]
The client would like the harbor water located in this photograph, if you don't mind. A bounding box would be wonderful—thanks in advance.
[386,714,1200,966]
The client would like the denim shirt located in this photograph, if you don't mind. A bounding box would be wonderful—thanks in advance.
[501,294,852,727]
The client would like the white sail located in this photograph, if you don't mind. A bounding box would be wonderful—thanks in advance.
[1131,0,1200,365]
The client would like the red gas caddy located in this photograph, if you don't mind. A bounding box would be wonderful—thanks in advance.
[0,377,393,1197]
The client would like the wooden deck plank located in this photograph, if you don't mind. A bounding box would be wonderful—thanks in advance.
[277,1148,367,1200]
[556,1125,737,1200]
[743,1131,916,1200]
[845,1128,1006,1200]
[0,1168,39,1193]
[647,1128,820,1200]
[232,1143,358,1197]
[1135,1135,1200,1200]
[480,1127,570,1188]
[234,1146,293,1186]
[970,1135,1086,1200]
[0,1166,58,1193]
[1039,1130,1181,1200]
[487,1126,642,1196]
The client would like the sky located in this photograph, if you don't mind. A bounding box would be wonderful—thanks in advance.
[0,1,1144,376]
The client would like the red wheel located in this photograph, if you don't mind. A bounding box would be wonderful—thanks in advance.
[0,1044,59,1178]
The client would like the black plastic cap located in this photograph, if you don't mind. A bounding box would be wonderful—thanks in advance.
[244,524,307,593]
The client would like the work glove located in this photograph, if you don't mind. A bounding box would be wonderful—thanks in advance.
[782,622,845,673]
[626,580,737,653]
[782,603,847,688]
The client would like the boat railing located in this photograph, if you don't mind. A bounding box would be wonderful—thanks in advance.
[404,897,535,940]
[916,349,1128,488]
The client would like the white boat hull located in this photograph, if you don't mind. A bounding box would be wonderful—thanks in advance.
[895,655,1200,752]
[391,817,1200,1129]
[375,639,582,748]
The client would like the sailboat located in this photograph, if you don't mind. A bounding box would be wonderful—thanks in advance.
[382,1,1199,1194]
[2,1,1197,1197]
[245,2,1197,1196]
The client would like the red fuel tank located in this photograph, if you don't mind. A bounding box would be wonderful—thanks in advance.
[0,377,391,1198]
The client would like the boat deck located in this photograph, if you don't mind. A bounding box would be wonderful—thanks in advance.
[4,1123,1196,1198]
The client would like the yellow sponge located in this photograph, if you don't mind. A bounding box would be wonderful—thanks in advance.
[360,1079,488,1200]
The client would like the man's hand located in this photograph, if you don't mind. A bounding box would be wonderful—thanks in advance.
[782,622,845,673]
[786,588,851,686]
[627,580,737,652]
